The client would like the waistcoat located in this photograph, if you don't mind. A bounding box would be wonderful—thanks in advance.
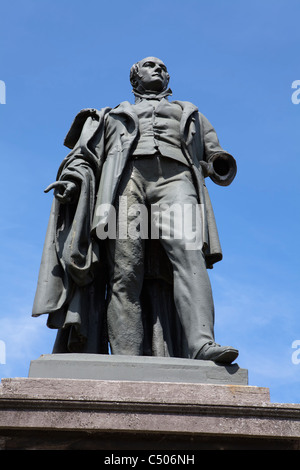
[131,98,188,165]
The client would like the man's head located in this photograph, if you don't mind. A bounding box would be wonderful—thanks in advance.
[130,57,170,94]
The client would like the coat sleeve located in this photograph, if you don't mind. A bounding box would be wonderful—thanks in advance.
[200,113,237,186]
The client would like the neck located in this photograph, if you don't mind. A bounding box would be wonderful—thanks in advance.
[132,87,172,102]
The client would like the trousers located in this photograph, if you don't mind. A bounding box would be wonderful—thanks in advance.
[105,155,215,358]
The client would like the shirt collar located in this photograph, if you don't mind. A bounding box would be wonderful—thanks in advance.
[132,88,173,103]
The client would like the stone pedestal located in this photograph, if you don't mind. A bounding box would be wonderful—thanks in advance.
[0,354,300,450]
[28,353,248,385]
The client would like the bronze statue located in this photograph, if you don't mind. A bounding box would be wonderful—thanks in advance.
[32,57,238,363]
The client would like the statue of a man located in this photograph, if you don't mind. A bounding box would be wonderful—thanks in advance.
[32,57,238,363]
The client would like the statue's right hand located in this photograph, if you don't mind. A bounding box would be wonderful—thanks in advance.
[44,180,79,204]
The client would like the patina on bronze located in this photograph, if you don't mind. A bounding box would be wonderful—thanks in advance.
[33,57,238,363]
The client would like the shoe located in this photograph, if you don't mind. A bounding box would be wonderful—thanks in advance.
[196,341,239,364]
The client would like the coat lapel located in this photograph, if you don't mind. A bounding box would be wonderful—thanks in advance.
[109,101,139,146]
[173,100,198,145]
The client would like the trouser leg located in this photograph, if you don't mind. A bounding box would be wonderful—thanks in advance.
[146,158,215,358]
[159,236,215,358]
[106,163,145,355]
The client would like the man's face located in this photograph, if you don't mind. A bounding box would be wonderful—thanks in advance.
[136,57,169,92]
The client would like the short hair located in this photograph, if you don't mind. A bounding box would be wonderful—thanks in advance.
[130,62,140,88]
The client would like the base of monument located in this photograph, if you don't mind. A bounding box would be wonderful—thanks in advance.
[28,353,248,385]
[0,374,300,450]
[0,353,298,450]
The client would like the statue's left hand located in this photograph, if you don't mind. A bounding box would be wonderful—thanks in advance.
[199,160,214,177]
[44,180,79,204]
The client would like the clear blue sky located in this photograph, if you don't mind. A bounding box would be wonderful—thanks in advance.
[0,0,300,404]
